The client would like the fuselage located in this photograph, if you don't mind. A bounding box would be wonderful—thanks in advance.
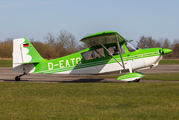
[31,43,167,75]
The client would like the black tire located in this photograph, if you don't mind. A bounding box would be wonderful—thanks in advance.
[136,79,140,82]
[15,76,20,81]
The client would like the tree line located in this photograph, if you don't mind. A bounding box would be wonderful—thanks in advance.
[0,30,87,59]
[0,30,178,59]
[137,36,178,59]
[30,30,87,59]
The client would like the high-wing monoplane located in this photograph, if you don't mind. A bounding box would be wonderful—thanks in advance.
[13,31,172,82]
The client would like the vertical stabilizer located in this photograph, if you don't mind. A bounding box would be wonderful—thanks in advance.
[13,38,43,73]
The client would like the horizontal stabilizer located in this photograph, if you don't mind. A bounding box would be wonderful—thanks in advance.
[117,72,145,82]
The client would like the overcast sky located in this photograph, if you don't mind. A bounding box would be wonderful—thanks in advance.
[0,0,179,44]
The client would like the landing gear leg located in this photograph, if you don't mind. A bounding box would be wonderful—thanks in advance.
[15,72,27,81]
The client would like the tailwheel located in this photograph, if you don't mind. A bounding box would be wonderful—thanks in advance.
[15,76,20,81]
[15,72,27,81]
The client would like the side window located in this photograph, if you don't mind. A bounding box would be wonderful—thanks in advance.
[107,45,126,56]
[81,48,105,60]
[125,42,138,52]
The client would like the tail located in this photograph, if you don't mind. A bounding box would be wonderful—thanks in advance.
[13,38,43,73]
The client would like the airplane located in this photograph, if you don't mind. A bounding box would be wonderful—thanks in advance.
[13,31,172,82]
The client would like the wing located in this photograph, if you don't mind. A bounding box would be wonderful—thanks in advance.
[80,31,126,47]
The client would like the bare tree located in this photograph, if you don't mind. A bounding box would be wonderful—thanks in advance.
[43,32,55,46]
[163,38,170,48]
[171,39,179,58]
[146,37,156,48]
[137,36,148,48]
[55,30,78,57]
[31,41,59,59]
[137,36,156,48]
[29,38,35,42]
[0,38,13,58]
[155,38,163,47]
[66,33,78,54]
[76,42,88,51]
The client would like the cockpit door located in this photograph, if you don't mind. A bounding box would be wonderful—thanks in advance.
[125,41,145,71]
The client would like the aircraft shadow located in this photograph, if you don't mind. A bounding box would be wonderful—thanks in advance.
[0,78,105,83]
[2,79,28,82]
[60,78,104,83]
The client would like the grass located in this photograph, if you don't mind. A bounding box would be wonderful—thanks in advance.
[0,60,12,67]
[0,82,179,119]
[95,73,179,81]
[142,73,179,81]
[159,59,179,65]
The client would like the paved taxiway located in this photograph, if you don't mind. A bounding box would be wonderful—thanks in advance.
[0,65,179,83]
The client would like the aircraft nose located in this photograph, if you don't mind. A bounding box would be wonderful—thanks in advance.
[160,48,172,55]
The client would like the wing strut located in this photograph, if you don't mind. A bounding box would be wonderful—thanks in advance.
[116,35,125,69]
[98,41,124,68]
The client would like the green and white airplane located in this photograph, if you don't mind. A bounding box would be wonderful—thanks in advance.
[13,31,172,82]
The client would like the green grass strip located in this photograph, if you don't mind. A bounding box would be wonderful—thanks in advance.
[142,73,179,81]
[159,59,179,65]
[89,73,179,81]
[0,60,12,67]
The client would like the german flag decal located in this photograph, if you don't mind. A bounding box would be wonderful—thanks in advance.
[23,43,29,47]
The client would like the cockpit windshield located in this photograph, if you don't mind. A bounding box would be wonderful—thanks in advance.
[125,41,139,52]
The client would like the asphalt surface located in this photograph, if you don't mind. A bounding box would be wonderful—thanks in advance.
[0,65,179,83]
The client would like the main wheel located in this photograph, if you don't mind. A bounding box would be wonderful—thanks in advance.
[15,76,20,81]
[136,79,140,82]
